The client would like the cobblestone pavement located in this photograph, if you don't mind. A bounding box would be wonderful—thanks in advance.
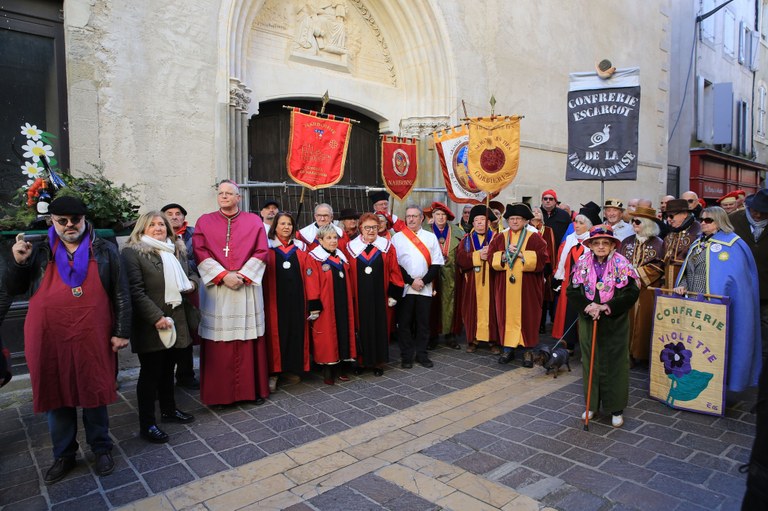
[0,335,757,511]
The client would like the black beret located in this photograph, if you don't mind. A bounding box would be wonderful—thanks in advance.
[338,208,359,220]
[48,196,88,216]
[369,191,390,204]
[161,203,187,216]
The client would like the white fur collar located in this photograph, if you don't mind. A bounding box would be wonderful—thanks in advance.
[347,235,389,257]
[309,244,348,263]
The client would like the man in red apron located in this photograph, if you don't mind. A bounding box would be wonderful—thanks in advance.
[6,196,131,484]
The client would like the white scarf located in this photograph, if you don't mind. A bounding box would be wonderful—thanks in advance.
[746,208,768,242]
[140,235,193,308]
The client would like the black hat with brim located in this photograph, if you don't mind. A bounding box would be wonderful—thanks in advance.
[578,201,602,227]
[469,204,497,224]
[48,196,88,216]
[745,188,768,213]
[260,199,280,210]
[503,203,534,220]
[161,203,187,216]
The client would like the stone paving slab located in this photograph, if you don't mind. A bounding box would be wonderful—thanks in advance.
[0,334,757,510]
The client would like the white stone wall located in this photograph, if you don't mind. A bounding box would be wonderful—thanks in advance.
[62,0,671,222]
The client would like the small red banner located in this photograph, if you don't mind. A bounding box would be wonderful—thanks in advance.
[381,136,418,201]
[286,108,352,190]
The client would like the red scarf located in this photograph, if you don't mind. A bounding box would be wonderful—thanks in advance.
[175,221,188,238]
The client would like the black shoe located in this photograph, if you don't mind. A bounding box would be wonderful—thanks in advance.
[177,378,200,390]
[94,452,115,477]
[161,409,195,424]
[401,361,413,369]
[522,351,534,368]
[498,350,514,364]
[353,367,365,376]
[140,425,169,444]
[44,456,76,484]
[373,368,384,377]
[416,358,434,368]
[255,397,265,405]
[447,340,461,350]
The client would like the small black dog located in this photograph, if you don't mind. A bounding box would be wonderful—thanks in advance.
[532,345,571,378]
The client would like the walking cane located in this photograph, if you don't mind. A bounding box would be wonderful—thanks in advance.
[583,318,598,431]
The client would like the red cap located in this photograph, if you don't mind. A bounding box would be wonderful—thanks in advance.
[542,189,558,200]
[735,189,746,198]
[717,190,739,204]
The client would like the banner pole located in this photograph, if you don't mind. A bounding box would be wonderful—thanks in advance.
[296,187,306,222]
[600,179,605,216]
[482,194,490,285]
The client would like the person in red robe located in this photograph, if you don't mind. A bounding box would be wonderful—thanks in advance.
[193,180,270,406]
[296,203,348,251]
[456,205,499,354]
[308,224,357,384]
[6,196,130,483]
[530,206,556,334]
[489,203,549,366]
[370,190,406,233]
[263,212,320,392]
[346,213,404,376]
[552,212,595,350]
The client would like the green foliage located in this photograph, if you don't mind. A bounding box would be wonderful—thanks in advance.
[56,164,140,229]
[0,164,140,231]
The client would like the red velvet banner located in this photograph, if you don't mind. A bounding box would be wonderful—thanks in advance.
[381,136,418,201]
[286,108,351,190]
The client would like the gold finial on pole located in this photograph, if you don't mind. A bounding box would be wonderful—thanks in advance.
[489,95,497,117]
[320,90,330,114]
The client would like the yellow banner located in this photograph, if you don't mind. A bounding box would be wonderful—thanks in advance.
[649,293,728,416]
[467,116,521,193]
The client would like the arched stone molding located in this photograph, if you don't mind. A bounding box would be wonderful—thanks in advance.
[216,0,457,190]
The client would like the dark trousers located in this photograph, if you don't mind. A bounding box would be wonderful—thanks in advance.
[743,302,768,509]
[137,349,176,429]
[172,344,196,383]
[47,406,111,459]
[397,294,431,363]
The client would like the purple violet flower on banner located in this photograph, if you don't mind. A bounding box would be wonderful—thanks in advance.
[660,342,692,378]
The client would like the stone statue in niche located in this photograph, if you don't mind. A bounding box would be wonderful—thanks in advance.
[294,0,348,56]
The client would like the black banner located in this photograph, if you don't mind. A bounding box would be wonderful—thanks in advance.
[566,86,640,181]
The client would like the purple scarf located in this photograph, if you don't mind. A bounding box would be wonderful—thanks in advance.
[48,225,91,288]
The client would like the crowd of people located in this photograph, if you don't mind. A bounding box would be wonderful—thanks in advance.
[4,181,767,489]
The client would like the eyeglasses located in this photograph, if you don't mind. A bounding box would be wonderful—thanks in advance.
[701,218,715,224]
[52,216,83,226]
[315,214,331,218]
[631,219,642,225]
[361,225,378,231]
[686,199,697,204]
[542,197,556,201]
[665,214,678,220]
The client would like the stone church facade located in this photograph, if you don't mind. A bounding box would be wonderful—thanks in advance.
[6,0,672,220]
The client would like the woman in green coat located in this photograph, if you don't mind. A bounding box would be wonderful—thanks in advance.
[566,225,640,428]
[122,211,198,443]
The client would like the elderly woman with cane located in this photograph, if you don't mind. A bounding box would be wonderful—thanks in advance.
[566,226,639,428]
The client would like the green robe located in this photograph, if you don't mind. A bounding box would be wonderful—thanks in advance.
[567,279,639,414]
[425,222,462,334]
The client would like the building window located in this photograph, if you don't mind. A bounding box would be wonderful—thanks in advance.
[759,86,766,138]
[700,0,716,43]
[724,10,736,57]
[0,1,68,210]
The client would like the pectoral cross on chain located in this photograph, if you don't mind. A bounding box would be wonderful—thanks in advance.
[223,245,230,257]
